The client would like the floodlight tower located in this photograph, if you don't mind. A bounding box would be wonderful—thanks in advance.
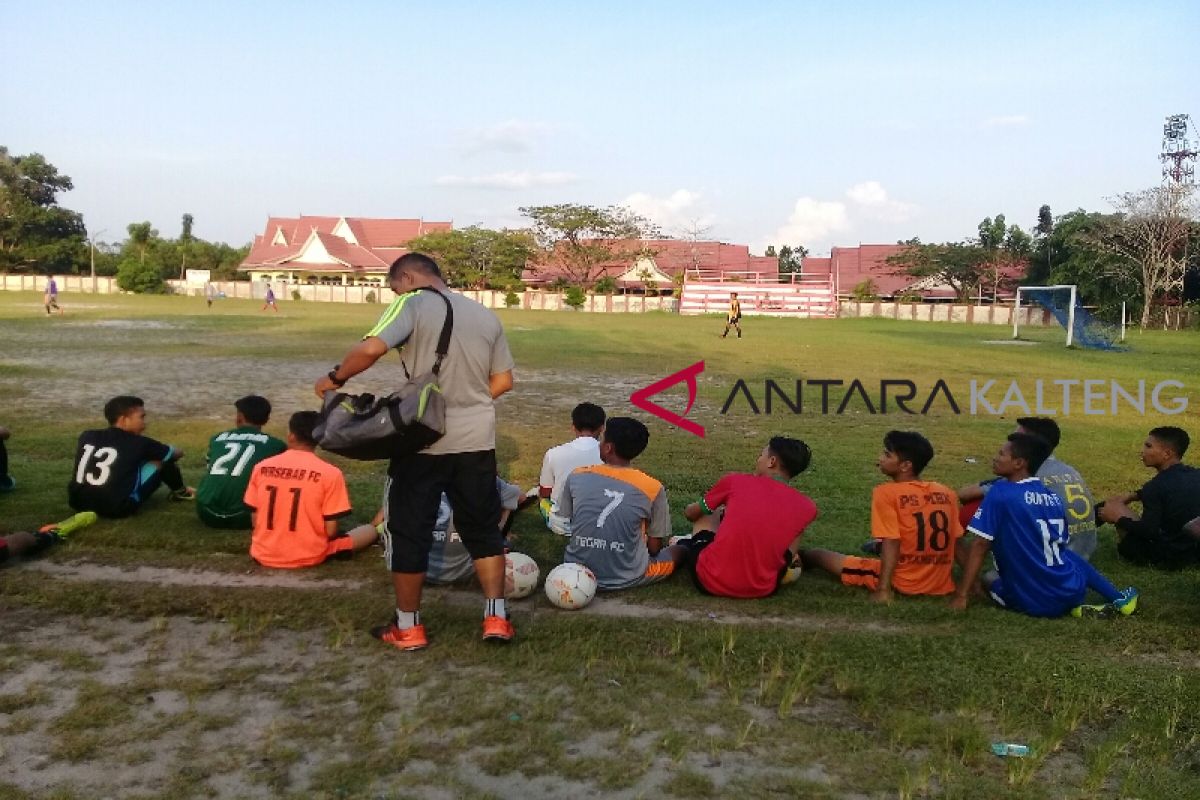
[1161,114,1197,188]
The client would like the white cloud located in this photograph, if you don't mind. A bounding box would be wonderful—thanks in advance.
[845,180,917,222]
[981,114,1030,129]
[763,181,918,253]
[461,120,552,154]
[621,189,715,235]
[435,171,579,190]
[767,197,851,248]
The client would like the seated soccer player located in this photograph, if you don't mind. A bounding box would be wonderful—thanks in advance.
[0,512,97,566]
[1099,426,1200,570]
[803,431,961,602]
[958,417,1098,560]
[346,478,523,585]
[537,402,605,536]
[682,436,818,599]
[952,433,1138,617]
[68,396,195,518]
[0,425,14,491]
[243,411,375,569]
[196,395,287,529]
[559,417,685,590]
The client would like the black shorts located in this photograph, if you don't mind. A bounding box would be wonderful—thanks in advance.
[1117,530,1200,571]
[383,450,502,573]
[677,530,717,595]
[0,537,9,565]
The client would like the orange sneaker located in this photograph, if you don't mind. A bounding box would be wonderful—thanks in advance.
[371,622,428,651]
[481,615,514,643]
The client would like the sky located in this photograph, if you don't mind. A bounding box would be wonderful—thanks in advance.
[3,0,1198,256]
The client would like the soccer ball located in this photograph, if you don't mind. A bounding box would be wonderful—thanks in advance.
[544,562,598,610]
[779,552,803,586]
[504,552,540,600]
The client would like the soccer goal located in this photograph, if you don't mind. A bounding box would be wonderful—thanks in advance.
[1013,285,1123,350]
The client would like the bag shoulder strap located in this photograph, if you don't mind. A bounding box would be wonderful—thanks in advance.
[417,286,454,376]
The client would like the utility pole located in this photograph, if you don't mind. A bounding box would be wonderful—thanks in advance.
[87,229,107,293]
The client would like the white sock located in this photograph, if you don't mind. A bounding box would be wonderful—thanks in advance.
[485,598,506,619]
[396,609,420,629]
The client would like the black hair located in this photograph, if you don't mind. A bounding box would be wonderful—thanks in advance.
[1016,417,1061,451]
[572,402,606,433]
[104,395,144,424]
[1149,426,1190,458]
[389,252,442,280]
[603,417,650,461]
[289,411,320,446]
[1007,432,1051,475]
[235,395,272,427]
[768,436,812,478]
[882,430,934,476]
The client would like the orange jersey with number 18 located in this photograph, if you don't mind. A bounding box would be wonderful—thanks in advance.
[870,480,963,595]
[244,449,352,568]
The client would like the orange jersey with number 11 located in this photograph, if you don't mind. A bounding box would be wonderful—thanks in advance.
[871,480,962,595]
[244,449,352,568]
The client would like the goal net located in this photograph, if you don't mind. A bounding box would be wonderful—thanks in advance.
[1014,285,1123,350]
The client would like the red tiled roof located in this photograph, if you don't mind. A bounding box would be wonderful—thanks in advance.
[802,245,1025,299]
[241,215,451,273]
[524,239,778,285]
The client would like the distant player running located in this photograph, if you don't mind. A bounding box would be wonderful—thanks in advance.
[559,417,686,590]
[44,276,62,315]
[952,433,1137,618]
[243,411,375,569]
[720,292,742,338]
[262,285,279,312]
[196,396,286,529]
[68,396,195,518]
[803,431,961,602]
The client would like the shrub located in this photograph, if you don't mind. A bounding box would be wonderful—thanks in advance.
[593,276,617,295]
[850,279,879,302]
[563,286,587,309]
[115,259,165,294]
[505,290,521,308]
[291,289,302,301]
[365,290,377,304]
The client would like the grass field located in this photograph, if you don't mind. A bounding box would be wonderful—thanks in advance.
[1,290,1198,800]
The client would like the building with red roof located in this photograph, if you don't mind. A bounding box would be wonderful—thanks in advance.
[240,216,452,285]
[522,239,777,290]
[802,244,1024,301]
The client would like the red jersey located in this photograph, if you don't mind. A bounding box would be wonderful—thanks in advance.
[244,449,352,569]
[696,473,818,598]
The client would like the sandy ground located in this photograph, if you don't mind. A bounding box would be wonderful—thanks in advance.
[0,585,863,800]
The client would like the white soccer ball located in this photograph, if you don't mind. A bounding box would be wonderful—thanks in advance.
[544,562,598,610]
[504,552,540,600]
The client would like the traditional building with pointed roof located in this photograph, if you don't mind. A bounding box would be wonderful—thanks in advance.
[240,215,452,285]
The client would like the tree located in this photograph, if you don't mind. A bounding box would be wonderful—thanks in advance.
[116,257,165,293]
[764,245,777,258]
[1092,186,1197,327]
[887,242,990,302]
[0,147,86,273]
[777,244,808,274]
[126,221,156,266]
[1031,209,1139,320]
[1035,205,1054,238]
[520,203,660,288]
[405,226,534,289]
[179,213,194,277]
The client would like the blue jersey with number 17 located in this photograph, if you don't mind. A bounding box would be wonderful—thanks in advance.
[968,477,1086,616]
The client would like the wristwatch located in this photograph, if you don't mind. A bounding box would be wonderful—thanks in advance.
[327,366,347,387]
